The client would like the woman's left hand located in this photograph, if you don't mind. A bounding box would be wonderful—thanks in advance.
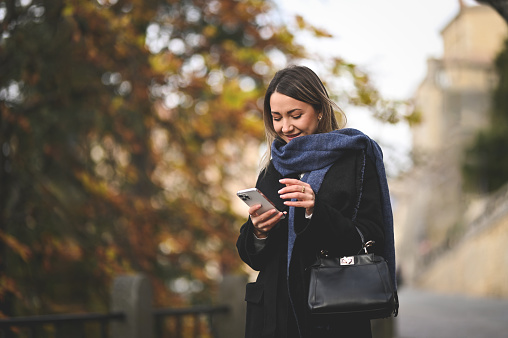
[278,178,315,216]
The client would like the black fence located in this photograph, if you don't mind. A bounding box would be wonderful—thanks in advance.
[0,312,125,338]
[0,274,395,338]
[153,305,229,338]
[0,274,245,338]
[0,306,229,338]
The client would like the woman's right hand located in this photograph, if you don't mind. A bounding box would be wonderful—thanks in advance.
[249,204,286,239]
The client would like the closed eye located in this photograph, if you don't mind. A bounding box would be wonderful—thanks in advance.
[271,108,303,122]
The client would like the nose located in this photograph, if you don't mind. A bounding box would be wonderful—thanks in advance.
[281,118,293,133]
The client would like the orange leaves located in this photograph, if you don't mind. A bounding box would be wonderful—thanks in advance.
[203,25,218,38]
[41,237,84,269]
[158,236,184,256]
[95,245,133,278]
[295,15,306,30]
[295,15,333,38]
[1,106,32,133]
[76,171,113,197]
[150,53,183,74]
[0,276,23,307]
[0,231,32,262]
[0,0,407,316]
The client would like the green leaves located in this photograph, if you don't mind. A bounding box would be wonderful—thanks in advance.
[463,38,508,193]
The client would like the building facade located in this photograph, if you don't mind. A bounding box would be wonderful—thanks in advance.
[394,4,507,285]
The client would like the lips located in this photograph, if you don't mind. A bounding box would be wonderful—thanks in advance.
[285,133,301,141]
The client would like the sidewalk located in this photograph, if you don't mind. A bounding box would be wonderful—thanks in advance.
[394,287,508,338]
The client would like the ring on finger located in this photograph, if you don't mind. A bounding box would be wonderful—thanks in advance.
[302,186,305,193]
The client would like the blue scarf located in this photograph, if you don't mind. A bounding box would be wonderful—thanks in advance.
[271,128,396,288]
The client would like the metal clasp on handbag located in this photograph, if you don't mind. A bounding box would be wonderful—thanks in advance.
[361,240,375,254]
[340,256,354,265]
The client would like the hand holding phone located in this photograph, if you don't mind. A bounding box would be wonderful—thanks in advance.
[237,188,286,220]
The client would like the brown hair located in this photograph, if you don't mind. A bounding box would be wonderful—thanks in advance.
[260,65,346,170]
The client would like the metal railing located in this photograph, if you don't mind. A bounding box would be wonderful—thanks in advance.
[153,305,229,338]
[0,306,229,338]
[0,312,125,338]
[0,274,243,338]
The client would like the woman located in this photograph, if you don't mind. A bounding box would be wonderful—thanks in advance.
[236,65,396,338]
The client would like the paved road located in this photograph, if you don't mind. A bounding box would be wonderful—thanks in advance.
[394,287,508,338]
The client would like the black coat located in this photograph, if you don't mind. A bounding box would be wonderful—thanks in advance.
[236,150,385,338]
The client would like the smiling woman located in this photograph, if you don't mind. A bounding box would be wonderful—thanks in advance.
[270,92,321,143]
[236,65,397,338]
[260,65,344,169]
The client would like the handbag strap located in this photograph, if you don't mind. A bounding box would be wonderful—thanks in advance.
[351,150,366,223]
[353,150,376,254]
[319,150,375,258]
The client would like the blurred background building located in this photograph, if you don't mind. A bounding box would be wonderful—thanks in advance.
[392,3,508,297]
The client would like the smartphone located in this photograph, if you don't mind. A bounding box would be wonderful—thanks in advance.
[236,188,285,219]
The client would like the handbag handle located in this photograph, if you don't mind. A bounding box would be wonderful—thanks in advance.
[355,226,375,254]
[318,229,375,258]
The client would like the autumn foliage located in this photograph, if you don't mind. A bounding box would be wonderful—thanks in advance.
[0,0,395,317]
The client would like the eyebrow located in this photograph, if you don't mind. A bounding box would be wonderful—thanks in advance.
[271,108,302,115]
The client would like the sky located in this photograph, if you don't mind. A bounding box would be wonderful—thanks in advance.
[275,0,476,100]
[274,0,480,174]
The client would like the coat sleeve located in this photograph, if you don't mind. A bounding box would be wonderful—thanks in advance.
[236,217,287,271]
[236,167,289,271]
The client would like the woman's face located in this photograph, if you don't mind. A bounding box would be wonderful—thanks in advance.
[270,91,321,143]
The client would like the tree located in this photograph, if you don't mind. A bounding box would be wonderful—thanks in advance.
[0,0,397,319]
[463,37,508,192]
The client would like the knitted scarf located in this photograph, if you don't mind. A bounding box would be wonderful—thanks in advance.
[271,128,396,288]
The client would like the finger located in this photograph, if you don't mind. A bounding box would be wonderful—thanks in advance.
[278,181,311,193]
[252,208,277,225]
[259,208,277,219]
[262,210,285,223]
[278,185,309,196]
[284,200,314,209]
[248,204,262,216]
[279,192,304,201]
[258,211,285,231]
[279,178,302,186]
[296,185,306,194]
[279,187,310,200]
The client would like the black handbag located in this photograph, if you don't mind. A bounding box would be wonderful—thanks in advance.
[307,239,399,319]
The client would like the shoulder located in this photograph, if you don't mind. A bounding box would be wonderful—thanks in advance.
[324,149,378,187]
[329,149,363,171]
